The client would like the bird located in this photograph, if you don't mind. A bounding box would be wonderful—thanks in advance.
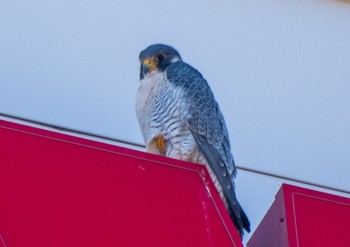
[135,44,250,237]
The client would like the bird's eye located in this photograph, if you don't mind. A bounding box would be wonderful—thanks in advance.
[157,54,165,61]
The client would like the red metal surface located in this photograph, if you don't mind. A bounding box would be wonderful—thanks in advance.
[0,119,242,247]
[0,233,5,247]
[284,184,350,247]
[245,186,289,247]
[248,184,350,247]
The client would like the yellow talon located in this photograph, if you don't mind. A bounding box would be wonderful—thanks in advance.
[156,135,166,154]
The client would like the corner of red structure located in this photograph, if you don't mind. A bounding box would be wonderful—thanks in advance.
[196,165,244,247]
[249,183,350,247]
[280,183,298,247]
[0,118,244,247]
[247,184,289,247]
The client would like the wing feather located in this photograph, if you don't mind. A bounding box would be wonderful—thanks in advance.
[166,62,250,236]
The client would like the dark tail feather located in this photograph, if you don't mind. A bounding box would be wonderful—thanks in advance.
[239,203,251,233]
[228,201,251,238]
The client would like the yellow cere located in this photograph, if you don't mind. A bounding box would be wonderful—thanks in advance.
[143,58,157,71]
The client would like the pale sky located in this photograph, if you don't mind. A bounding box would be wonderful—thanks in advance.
[1,0,350,243]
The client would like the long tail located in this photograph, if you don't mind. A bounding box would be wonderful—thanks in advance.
[228,199,251,238]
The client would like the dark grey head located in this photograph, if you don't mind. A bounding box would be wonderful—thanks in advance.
[139,44,182,80]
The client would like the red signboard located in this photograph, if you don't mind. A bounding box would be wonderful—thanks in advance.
[247,184,350,247]
[0,119,242,247]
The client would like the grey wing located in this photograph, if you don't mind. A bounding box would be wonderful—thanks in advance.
[166,62,236,178]
[166,62,249,236]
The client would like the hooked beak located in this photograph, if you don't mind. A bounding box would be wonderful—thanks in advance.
[140,59,157,80]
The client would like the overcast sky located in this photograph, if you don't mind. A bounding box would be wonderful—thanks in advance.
[1,0,350,242]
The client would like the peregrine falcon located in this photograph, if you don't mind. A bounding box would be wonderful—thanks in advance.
[135,44,250,237]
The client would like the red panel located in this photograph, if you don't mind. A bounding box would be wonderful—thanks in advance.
[0,234,5,247]
[0,119,242,247]
[248,184,350,247]
[283,185,350,247]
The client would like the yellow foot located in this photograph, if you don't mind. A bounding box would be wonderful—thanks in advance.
[156,135,166,154]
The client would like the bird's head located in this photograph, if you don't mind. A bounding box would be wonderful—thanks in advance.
[139,44,182,80]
